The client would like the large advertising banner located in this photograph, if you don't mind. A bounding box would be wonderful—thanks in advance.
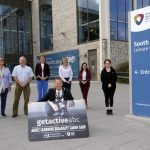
[28,100,89,141]
[45,49,79,79]
[130,6,150,117]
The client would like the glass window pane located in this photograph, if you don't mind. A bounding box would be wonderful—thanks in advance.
[1,0,11,15]
[0,38,3,55]
[11,16,17,30]
[0,4,2,15]
[18,0,25,9]
[45,3,52,11]
[110,21,117,40]
[3,16,11,32]
[118,23,125,41]
[39,0,46,6]
[126,23,128,41]
[10,0,17,9]
[39,0,53,51]
[11,32,18,54]
[0,16,3,38]
[126,0,133,22]
[110,0,117,20]
[137,0,143,9]
[10,0,17,15]
[40,4,46,14]
[18,15,25,31]
[89,21,99,41]
[41,36,52,51]
[47,13,53,35]
[3,37,11,54]
[77,0,88,25]
[25,1,31,19]
[78,25,88,43]
[40,14,47,37]
[118,0,125,22]
[18,32,25,54]
[26,33,32,55]
[25,19,31,32]
[88,0,99,23]
[0,0,32,56]
[143,0,150,7]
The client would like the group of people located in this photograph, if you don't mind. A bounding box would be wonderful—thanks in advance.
[0,54,117,118]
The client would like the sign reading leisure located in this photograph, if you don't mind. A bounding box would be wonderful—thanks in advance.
[28,100,89,141]
[130,6,150,117]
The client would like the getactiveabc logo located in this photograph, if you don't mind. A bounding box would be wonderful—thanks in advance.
[134,14,144,25]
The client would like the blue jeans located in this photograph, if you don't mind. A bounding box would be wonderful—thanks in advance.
[0,88,8,115]
[37,80,48,100]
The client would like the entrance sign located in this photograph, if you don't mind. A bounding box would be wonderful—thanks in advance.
[130,6,150,117]
[28,100,89,141]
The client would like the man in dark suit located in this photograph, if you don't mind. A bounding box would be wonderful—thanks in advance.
[39,77,74,102]
[39,77,74,116]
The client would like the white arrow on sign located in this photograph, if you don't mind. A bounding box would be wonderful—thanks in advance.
[134,70,139,74]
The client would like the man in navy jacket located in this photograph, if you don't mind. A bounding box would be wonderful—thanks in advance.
[39,77,74,117]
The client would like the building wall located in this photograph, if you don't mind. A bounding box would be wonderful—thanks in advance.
[52,0,101,80]
[31,0,129,80]
[110,41,129,68]
[77,41,100,80]
[40,0,101,80]
[52,0,77,51]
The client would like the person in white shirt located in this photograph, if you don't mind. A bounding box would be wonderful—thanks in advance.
[59,57,73,91]
[12,56,34,117]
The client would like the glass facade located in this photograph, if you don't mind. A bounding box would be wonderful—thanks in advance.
[137,0,150,9]
[39,0,53,52]
[77,0,99,44]
[110,0,133,41]
[0,0,32,68]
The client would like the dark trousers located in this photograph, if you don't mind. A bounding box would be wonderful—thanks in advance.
[13,83,30,115]
[79,82,90,104]
[63,78,71,91]
[0,88,8,115]
[103,88,116,107]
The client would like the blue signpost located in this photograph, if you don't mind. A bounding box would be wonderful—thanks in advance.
[130,6,150,117]
[45,49,79,79]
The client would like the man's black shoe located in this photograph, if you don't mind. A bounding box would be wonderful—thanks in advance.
[12,114,18,117]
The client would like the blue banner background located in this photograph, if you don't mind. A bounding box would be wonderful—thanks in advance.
[45,49,79,79]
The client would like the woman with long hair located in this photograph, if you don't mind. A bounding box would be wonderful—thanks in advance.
[78,62,91,108]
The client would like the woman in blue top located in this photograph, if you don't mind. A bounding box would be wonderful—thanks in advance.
[0,56,12,117]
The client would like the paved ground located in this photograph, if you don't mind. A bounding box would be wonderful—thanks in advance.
[0,81,150,150]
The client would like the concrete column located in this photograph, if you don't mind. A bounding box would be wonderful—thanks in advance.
[99,0,110,71]
[133,0,137,10]
[31,0,40,68]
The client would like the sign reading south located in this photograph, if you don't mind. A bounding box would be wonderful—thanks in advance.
[130,6,150,117]
[28,100,89,141]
